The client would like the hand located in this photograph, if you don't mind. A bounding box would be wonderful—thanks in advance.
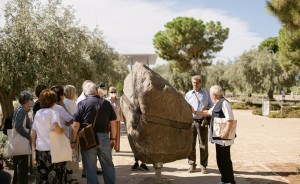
[71,143,77,149]
[191,107,196,114]
[221,132,229,139]
[110,140,115,148]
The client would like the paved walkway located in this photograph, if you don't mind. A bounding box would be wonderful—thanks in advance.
[70,110,299,184]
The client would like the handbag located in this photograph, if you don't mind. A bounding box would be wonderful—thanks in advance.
[78,98,101,151]
[7,107,32,156]
[212,117,237,140]
[49,131,72,163]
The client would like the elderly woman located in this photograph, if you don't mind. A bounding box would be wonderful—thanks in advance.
[31,89,66,183]
[108,86,122,152]
[192,85,236,184]
[12,91,34,184]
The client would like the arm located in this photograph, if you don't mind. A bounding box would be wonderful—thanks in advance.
[109,120,117,148]
[31,129,37,149]
[220,120,235,139]
[191,107,211,117]
[220,101,235,139]
[71,122,80,149]
[53,122,65,135]
[15,110,30,140]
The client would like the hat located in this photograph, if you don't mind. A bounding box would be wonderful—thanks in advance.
[97,82,107,89]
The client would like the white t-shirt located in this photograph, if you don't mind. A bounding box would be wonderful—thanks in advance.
[53,104,73,138]
[32,108,60,151]
[76,92,86,105]
[64,98,76,116]
[208,100,235,146]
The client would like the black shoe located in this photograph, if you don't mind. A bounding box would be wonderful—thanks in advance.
[81,173,86,178]
[131,162,139,171]
[140,163,149,171]
[97,170,103,175]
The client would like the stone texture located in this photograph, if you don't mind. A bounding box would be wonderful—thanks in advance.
[120,62,193,164]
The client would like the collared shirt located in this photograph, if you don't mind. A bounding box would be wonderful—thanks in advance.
[76,92,86,105]
[185,88,213,119]
[208,100,235,146]
[74,95,116,133]
[53,104,73,138]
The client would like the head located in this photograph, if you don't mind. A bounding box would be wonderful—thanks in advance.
[35,84,47,98]
[82,80,92,90]
[109,86,117,98]
[40,89,57,108]
[50,85,64,103]
[83,82,98,96]
[192,75,202,92]
[18,91,34,110]
[64,85,77,100]
[97,82,107,97]
[210,85,224,102]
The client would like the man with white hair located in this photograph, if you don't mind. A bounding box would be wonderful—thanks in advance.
[185,75,213,174]
[71,82,117,184]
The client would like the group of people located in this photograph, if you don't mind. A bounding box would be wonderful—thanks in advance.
[6,80,122,184]
[4,75,236,184]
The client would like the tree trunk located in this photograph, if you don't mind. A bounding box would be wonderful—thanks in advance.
[0,90,15,129]
[267,89,274,100]
[194,60,201,76]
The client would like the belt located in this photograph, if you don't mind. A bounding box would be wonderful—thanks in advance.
[99,131,109,134]
[194,119,203,123]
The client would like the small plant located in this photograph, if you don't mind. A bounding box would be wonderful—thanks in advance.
[270,104,281,110]
[267,112,287,118]
[252,108,262,116]
[231,103,254,110]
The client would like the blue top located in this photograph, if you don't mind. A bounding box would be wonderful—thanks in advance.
[185,88,213,119]
[13,106,31,140]
[74,95,116,133]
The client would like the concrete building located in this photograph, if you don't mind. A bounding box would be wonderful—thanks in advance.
[122,54,157,70]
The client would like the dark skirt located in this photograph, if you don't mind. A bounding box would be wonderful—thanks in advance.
[35,150,67,184]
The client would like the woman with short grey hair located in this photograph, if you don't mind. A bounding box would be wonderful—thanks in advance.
[12,91,34,184]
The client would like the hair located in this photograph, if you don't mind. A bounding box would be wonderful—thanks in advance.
[192,75,202,82]
[35,84,47,98]
[210,85,224,98]
[40,89,57,108]
[18,91,33,105]
[82,80,92,90]
[83,82,97,96]
[64,85,77,100]
[50,85,64,102]
[109,87,116,92]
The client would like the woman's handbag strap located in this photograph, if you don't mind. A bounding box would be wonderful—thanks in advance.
[93,98,102,127]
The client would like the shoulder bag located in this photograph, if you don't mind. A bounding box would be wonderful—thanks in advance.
[212,117,237,140]
[7,107,32,156]
[78,98,101,151]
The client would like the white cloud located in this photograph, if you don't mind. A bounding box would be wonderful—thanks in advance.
[1,0,263,66]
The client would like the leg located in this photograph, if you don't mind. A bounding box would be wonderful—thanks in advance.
[216,144,235,184]
[188,122,197,168]
[97,133,116,184]
[81,146,99,184]
[12,156,18,184]
[198,125,208,169]
[17,155,28,184]
[114,121,120,152]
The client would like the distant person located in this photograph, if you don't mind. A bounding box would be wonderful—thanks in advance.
[33,84,47,119]
[192,85,236,184]
[108,87,122,152]
[11,91,34,184]
[281,90,285,101]
[97,82,107,98]
[131,156,148,171]
[185,75,213,174]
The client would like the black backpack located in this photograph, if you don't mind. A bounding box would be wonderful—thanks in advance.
[3,107,21,135]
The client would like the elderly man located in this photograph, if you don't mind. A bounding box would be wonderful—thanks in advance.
[185,75,213,174]
[71,82,117,184]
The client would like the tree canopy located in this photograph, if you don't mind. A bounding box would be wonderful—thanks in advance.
[258,37,279,53]
[153,17,229,75]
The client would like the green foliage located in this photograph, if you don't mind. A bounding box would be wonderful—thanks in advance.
[270,103,281,110]
[206,61,233,93]
[0,132,8,158]
[252,108,262,116]
[153,17,229,74]
[267,0,300,31]
[278,28,300,72]
[231,103,254,110]
[267,112,287,118]
[258,37,279,53]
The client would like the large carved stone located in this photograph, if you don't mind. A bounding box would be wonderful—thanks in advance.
[120,62,193,164]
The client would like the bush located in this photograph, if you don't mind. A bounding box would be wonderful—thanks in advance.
[231,103,254,110]
[270,104,281,110]
[267,112,287,118]
[0,132,8,158]
[252,108,262,115]
[286,109,300,118]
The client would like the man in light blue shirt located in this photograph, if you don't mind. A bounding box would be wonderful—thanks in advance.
[185,75,213,174]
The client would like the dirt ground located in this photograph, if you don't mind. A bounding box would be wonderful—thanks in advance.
[5,109,300,184]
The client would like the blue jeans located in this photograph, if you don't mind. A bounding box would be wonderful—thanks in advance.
[81,133,115,184]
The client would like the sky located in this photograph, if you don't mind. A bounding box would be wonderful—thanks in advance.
[0,0,281,66]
